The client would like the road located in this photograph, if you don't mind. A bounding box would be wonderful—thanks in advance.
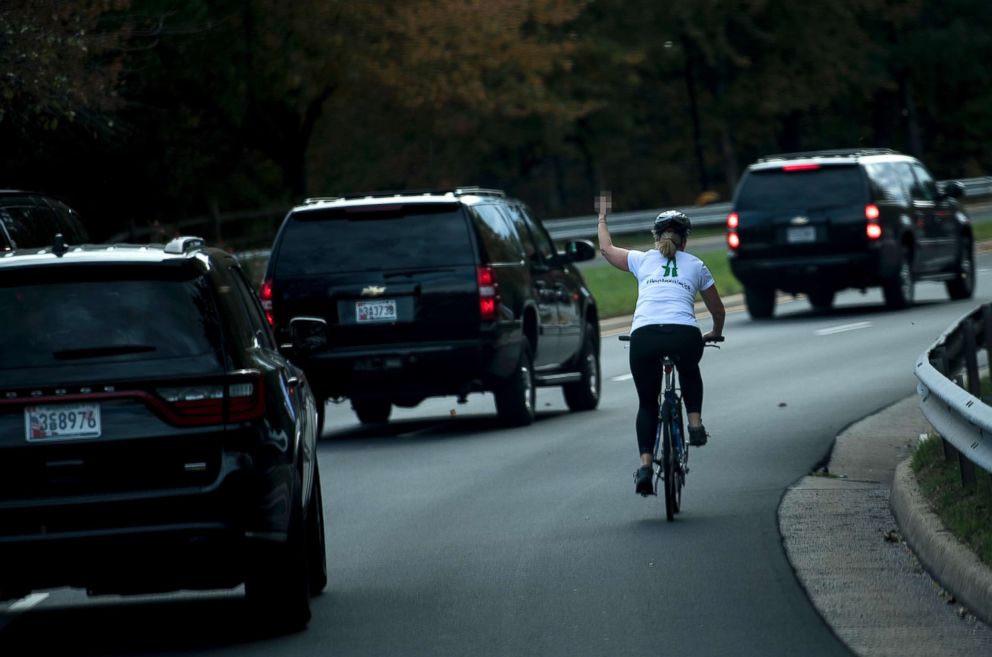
[1,257,990,656]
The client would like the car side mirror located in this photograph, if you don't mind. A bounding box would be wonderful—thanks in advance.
[942,180,965,199]
[290,317,328,355]
[565,239,596,263]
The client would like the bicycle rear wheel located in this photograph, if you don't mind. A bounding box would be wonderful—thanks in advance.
[660,402,676,522]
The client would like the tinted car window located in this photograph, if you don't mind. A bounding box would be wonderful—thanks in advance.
[1,205,57,249]
[736,166,867,210]
[911,164,938,201]
[472,204,524,263]
[0,268,223,369]
[510,205,556,260]
[275,204,475,276]
[864,162,908,204]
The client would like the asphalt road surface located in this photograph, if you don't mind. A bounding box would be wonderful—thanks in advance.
[2,256,990,656]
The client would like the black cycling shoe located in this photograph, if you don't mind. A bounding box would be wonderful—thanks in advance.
[688,425,708,447]
[634,465,654,496]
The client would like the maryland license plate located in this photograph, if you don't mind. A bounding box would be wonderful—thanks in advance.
[786,226,816,243]
[25,403,102,442]
[356,299,397,323]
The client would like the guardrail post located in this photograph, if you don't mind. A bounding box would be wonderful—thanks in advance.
[963,320,981,397]
[959,453,978,487]
[983,304,992,375]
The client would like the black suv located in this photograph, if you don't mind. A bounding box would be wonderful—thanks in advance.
[0,236,325,629]
[0,190,89,251]
[261,187,601,426]
[726,148,975,318]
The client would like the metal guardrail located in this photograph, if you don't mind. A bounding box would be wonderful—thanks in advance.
[916,304,992,484]
[544,176,992,240]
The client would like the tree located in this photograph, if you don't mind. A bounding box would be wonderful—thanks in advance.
[0,1,131,134]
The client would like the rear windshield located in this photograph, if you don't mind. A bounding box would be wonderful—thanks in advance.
[0,267,223,370]
[736,166,867,211]
[274,204,475,276]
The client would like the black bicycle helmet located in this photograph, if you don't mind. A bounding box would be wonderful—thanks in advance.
[652,210,692,238]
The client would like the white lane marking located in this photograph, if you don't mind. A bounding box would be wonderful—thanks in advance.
[611,373,634,382]
[815,321,872,336]
[6,592,49,613]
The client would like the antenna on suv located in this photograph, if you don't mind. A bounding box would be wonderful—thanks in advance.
[52,233,68,257]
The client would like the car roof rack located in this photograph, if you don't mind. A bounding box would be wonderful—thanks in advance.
[303,187,505,204]
[757,148,899,163]
[164,235,207,254]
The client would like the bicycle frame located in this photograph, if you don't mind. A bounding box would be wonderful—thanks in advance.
[654,358,687,520]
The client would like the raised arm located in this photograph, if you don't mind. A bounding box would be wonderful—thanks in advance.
[596,191,629,272]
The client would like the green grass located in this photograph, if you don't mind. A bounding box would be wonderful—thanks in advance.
[911,433,992,567]
[582,250,742,319]
[973,221,992,242]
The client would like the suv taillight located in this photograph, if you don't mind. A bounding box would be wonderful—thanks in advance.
[865,204,882,240]
[259,279,274,326]
[155,372,264,426]
[477,265,499,321]
[727,212,741,250]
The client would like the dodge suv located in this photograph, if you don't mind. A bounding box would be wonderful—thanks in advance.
[0,236,326,629]
[261,187,601,426]
[726,148,975,318]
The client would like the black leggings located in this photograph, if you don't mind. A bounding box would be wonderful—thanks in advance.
[629,324,704,455]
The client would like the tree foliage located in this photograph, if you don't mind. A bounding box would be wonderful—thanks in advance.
[2,0,992,243]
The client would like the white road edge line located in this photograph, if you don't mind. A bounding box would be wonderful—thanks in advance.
[611,373,634,382]
[6,592,49,613]
[814,321,873,336]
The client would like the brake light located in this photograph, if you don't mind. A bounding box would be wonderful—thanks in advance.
[259,279,274,326]
[477,265,499,321]
[866,223,882,240]
[156,372,264,426]
[727,212,740,250]
[865,204,882,239]
[782,164,821,172]
[864,204,880,220]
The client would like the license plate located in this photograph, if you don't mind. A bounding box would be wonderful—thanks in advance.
[356,299,397,323]
[787,226,816,243]
[25,403,102,442]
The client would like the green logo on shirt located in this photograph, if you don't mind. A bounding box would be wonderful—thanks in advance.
[663,257,679,278]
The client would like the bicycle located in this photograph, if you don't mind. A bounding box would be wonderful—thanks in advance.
[619,334,724,521]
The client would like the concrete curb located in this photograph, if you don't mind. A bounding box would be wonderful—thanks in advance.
[891,457,992,627]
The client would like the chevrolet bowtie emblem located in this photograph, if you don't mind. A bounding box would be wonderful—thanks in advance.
[790,216,810,226]
[361,285,386,297]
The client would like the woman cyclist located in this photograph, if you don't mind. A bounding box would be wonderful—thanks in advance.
[596,192,726,496]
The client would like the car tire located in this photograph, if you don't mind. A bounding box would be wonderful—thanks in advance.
[563,325,600,412]
[744,286,775,319]
[245,478,311,632]
[946,240,975,300]
[352,400,391,424]
[883,247,914,309]
[494,342,536,426]
[807,289,835,311]
[307,465,328,596]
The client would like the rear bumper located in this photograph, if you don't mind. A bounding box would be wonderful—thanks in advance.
[730,241,902,292]
[293,336,521,402]
[0,449,296,595]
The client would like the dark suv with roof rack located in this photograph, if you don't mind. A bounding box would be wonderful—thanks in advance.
[726,148,974,318]
[261,187,601,426]
[0,236,326,630]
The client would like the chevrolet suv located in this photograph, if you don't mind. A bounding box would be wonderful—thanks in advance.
[261,187,601,426]
[0,236,326,630]
[726,148,975,318]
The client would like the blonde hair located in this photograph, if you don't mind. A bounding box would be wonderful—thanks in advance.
[655,230,683,259]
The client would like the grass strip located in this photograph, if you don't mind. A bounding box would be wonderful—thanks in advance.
[911,434,992,567]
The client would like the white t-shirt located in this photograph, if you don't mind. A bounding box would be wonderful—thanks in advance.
[627,249,715,332]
